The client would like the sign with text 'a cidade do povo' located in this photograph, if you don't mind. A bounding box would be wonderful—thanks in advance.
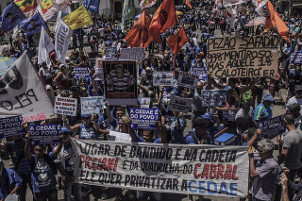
[29,124,61,145]
[54,97,78,116]
[130,108,159,130]
[201,90,227,107]
[258,115,286,139]
[73,67,90,79]
[207,35,279,78]
[0,115,26,138]
[177,72,198,89]
[168,96,193,113]
[75,140,249,197]
[153,71,173,86]
[81,96,103,115]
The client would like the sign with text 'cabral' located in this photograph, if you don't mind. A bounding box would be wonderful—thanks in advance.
[81,96,103,115]
[0,115,26,138]
[120,48,145,60]
[74,67,90,79]
[290,52,302,64]
[168,96,193,113]
[201,90,227,107]
[207,36,279,78]
[29,124,61,145]
[130,108,159,130]
[54,97,78,116]
[75,139,249,197]
[258,115,286,139]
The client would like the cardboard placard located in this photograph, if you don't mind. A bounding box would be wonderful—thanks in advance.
[54,97,78,116]
[153,71,173,86]
[168,96,193,113]
[177,72,198,88]
[130,108,159,130]
[201,90,227,107]
[81,96,104,115]
[29,124,61,145]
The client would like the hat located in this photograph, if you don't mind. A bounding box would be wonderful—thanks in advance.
[288,103,301,111]
[262,94,275,102]
[201,112,214,122]
[81,114,91,118]
[61,126,71,133]
[295,85,302,92]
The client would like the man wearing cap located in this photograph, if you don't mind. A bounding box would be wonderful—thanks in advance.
[0,156,22,201]
[287,85,302,117]
[56,127,82,201]
[254,94,275,121]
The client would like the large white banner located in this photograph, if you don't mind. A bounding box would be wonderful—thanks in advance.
[0,52,54,122]
[55,18,73,63]
[75,139,249,197]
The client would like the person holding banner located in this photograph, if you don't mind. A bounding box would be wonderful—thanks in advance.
[0,156,22,201]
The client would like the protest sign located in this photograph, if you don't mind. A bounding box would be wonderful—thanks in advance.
[168,96,193,113]
[130,108,159,130]
[0,116,26,138]
[290,52,302,64]
[75,139,249,197]
[138,97,151,108]
[207,36,279,77]
[190,66,208,80]
[95,58,104,80]
[54,97,78,116]
[120,48,145,60]
[177,72,198,88]
[0,52,54,122]
[81,96,103,115]
[201,90,227,107]
[73,67,90,79]
[258,115,286,139]
[153,72,173,86]
[103,60,138,105]
[55,18,73,64]
[29,124,61,145]
[221,110,239,121]
[109,131,132,142]
[105,47,118,61]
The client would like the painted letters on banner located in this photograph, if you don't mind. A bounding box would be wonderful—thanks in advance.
[29,124,61,145]
[168,96,193,113]
[55,18,73,64]
[81,96,103,115]
[75,139,249,197]
[290,52,302,64]
[207,36,279,77]
[120,48,145,60]
[177,72,198,88]
[153,71,173,86]
[130,108,159,130]
[73,67,90,79]
[258,115,286,139]
[0,115,26,138]
[54,97,78,116]
[201,90,227,107]
[103,60,138,105]
[0,52,54,122]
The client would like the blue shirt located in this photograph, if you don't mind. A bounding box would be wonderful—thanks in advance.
[254,102,273,121]
[80,123,99,139]
[170,117,185,144]
[135,134,161,143]
[0,168,22,199]
[185,129,211,144]
[30,153,56,193]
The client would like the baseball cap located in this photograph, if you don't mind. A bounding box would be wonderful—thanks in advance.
[61,126,71,133]
[201,112,214,122]
[262,94,275,102]
[295,85,302,92]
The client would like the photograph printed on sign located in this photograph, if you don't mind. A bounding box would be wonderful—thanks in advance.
[103,60,138,105]
[177,72,198,88]
[153,71,173,86]
[201,90,227,107]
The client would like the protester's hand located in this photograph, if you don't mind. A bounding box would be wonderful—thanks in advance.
[283,167,290,175]
[25,132,31,140]
[104,101,109,107]
[280,173,289,188]
[248,146,254,156]
[255,128,261,136]
[22,122,29,131]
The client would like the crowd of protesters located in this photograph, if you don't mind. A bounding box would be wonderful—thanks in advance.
[0,0,302,201]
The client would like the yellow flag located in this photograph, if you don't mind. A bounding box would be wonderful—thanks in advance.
[62,6,93,30]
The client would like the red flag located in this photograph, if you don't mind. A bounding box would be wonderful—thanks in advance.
[125,11,153,48]
[149,0,177,43]
[167,26,188,56]
[185,0,193,9]
[266,0,289,42]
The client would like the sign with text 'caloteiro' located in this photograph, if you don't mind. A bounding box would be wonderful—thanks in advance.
[29,124,61,145]
[207,36,279,78]
[0,115,26,138]
[54,97,78,116]
[75,140,249,197]
[130,108,159,130]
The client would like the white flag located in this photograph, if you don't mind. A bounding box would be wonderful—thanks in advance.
[55,18,72,63]
[0,52,54,122]
[38,27,55,66]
